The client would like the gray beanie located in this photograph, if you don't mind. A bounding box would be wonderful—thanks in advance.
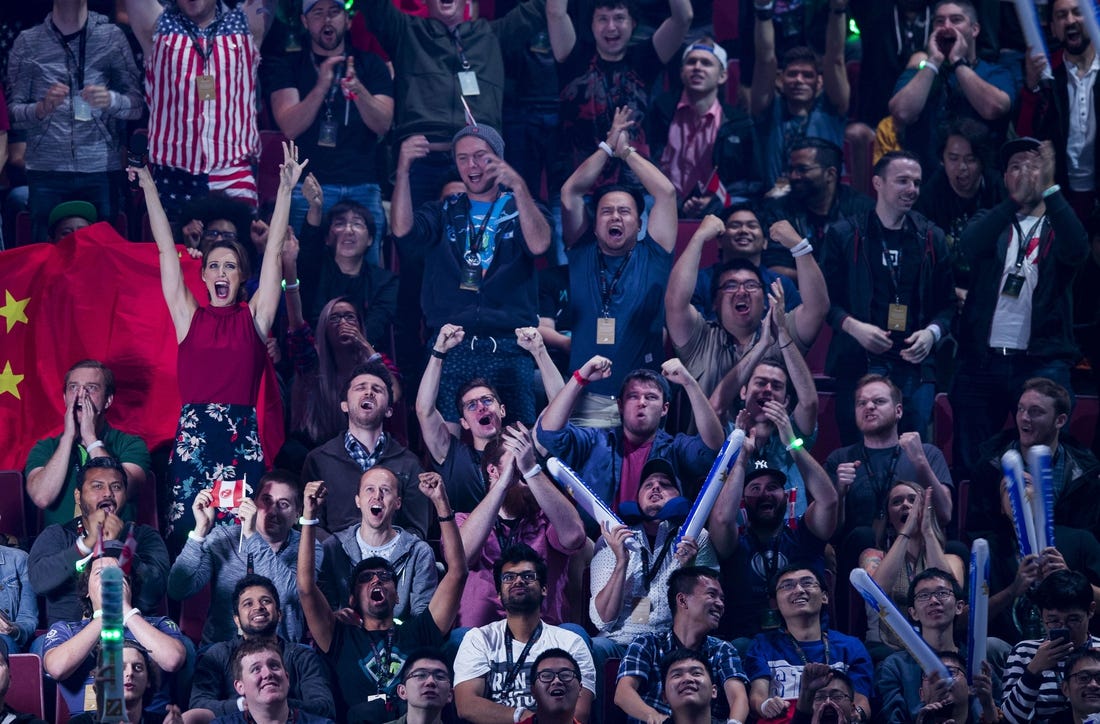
[452,124,505,158]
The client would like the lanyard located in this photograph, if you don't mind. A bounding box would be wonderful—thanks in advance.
[502,623,543,696]
[313,52,343,122]
[370,627,398,688]
[51,21,87,90]
[187,10,225,74]
[1010,215,1046,272]
[597,249,633,317]
[640,529,677,590]
[467,195,503,257]
[785,630,830,667]
[449,27,471,70]
[880,234,904,303]
[494,517,522,554]
[860,444,902,520]
[748,528,783,585]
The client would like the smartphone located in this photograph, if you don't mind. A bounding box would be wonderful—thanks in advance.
[1048,627,1071,644]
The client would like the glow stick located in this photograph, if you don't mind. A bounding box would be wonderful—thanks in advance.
[1078,0,1100,60]
[967,539,990,683]
[1013,0,1053,81]
[674,428,744,548]
[547,458,639,552]
[1002,451,1037,556]
[97,566,127,721]
[850,569,952,682]
[1027,446,1055,552]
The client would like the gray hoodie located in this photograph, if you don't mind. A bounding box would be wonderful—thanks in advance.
[319,525,438,618]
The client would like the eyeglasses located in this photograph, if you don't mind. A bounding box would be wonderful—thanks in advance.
[405,669,451,683]
[327,312,359,325]
[1044,615,1086,629]
[463,395,497,412]
[356,570,395,584]
[789,164,822,177]
[717,280,763,294]
[536,669,577,683]
[776,577,820,593]
[201,229,238,241]
[812,690,851,703]
[914,589,956,603]
[500,571,538,585]
[1068,671,1100,686]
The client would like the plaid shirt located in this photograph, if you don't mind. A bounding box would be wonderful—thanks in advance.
[618,630,747,724]
[345,431,387,471]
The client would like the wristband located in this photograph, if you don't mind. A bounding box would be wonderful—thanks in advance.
[620,146,636,160]
[522,464,542,480]
[431,349,447,360]
[1042,184,1061,198]
[298,517,319,526]
[572,370,589,386]
[281,278,300,292]
[92,610,103,619]
[124,608,141,625]
[514,709,526,724]
[366,352,383,363]
[954,57,971,69]
[789,238,813,258]
[785,437,805,452]
[76,537,93,555]
[86,440,105,453]
[598,141,615,158]
[438,511,457,523]
[188,529,207,542]
[926,324,942,344]
[918,59,939,75]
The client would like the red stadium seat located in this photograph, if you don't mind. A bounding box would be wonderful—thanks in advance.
[7,654,45,720]
[0,471,27,541]
[726,59,741,106]
[258,130,290,206]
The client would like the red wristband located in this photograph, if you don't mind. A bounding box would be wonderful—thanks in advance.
[572,370,589,387]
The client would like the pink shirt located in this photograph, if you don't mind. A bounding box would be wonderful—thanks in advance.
[660,92,723,199]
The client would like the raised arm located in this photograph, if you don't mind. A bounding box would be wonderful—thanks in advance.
[130,165,197,343]
[458,453,514,566]
[241,0,276,44]
[897,434,953,525]
[888,39,941,126]
[505,423,586,551]
[562,109,633,246]
[822,0,850,116]
[591,527,635,626]
[121,0,163,58]
[945,29,1010,120]
[769,223,827,348]
[486,154,551,255]
[749,5,778,118]
[126,616,187,673]
[250,141,307,337]
[708,429,754,558]
[666,215,722,347]
[516,327,565,402]
[415,326,466,464]
[537,356,613,433]
[767,286,818,436]
[663,358,724,450]
[547,0,576,63]
[651,0,692,64]
[421,473,468,632]
[392,135,430,238]
[613,131,677,253]
[297,481,335,653]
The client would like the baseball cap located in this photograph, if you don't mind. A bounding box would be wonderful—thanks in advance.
[48,200,98,231]
[1000,136,1041,169]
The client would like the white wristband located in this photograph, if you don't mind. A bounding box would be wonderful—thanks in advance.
[522,464,542,480]
[123,608,141,625]
[86,440,105,453]
[76,538,93,555]
[514,709,526,724]
[598,141,615,158]
[790,239,814,258]
[298,517,320,526]
[188,530,207,543]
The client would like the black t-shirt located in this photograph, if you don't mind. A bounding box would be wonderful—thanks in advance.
[262,46,394,185]
[869,225,921,359]
[325,612,444,723]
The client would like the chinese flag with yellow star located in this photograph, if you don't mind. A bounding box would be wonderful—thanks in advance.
[0,223,285,473]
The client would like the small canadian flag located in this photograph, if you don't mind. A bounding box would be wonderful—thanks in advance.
[212,478,246,509]
[703,168,731,208]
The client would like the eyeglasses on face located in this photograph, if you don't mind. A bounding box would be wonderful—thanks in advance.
[717,280,763,294]
[327,312,359,325]
[463,395,497,412]
[536,669,577,683]
[500,571,538,585]
[776,577,820,593]
[1068,671,1100,686]
[202,228,238,241]
[812,690,851,703]
[356,569,395,584]
[405,669,451,683]
[914,589,956,603]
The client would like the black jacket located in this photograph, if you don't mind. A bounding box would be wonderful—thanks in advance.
[957,192,1089,362]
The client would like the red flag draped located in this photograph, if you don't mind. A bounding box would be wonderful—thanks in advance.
[0,223,285,473]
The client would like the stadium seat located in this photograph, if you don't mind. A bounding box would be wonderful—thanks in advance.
[178,584,212,646]
[258,130,290,206]
[0,471,26,541]
[137,470,159,532]
[813,392,841,465]
[933,393,954,470]
[8,653,45,720]
[673,220,719,269]
[726,59,741,105]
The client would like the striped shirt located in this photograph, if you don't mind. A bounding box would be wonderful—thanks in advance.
[146,4,259,175]
[1001,635,1100,724]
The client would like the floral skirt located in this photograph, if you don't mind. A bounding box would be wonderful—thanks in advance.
[165,402,264,555]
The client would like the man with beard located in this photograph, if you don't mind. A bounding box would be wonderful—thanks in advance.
[523,649,584,724]
[263,0,394,235]
[168,471,322,645]
[28,457,167,625]
[318,469,439,621]
[455,427,585,628]
[453,544,597,724]
[537,357,723,510]
[647,39,760,215]
[26,359,150,528]
[388,651,454,724]
[889,1,1014,170]
[666,213,827,412]
[952,139,1090,481]
[591,459,718,658]
[758,138,874,275]
[212,639,335,724]
[824,374,954,552]
[821,151,956,445]
[303,361,429,536]
[707,422,837,644]
[394,126,551,429]
[1059,650,1100,724]
[187,574,335,722]
[662,648,719,724]
[1018,0,1100,219]
[297,475,466,723]
[744,566,874,723]
[615,566,749,724]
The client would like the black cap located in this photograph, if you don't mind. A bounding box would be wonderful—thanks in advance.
[744,459,788,487]
[1000,136,1041,169]
[638,458,681,493]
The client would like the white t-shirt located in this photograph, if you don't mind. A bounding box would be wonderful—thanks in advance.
[453,619,597,711]
[989,214,1044,350]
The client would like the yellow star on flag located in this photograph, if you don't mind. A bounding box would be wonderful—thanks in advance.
[0,291,29,333]
[0,361,23,400]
